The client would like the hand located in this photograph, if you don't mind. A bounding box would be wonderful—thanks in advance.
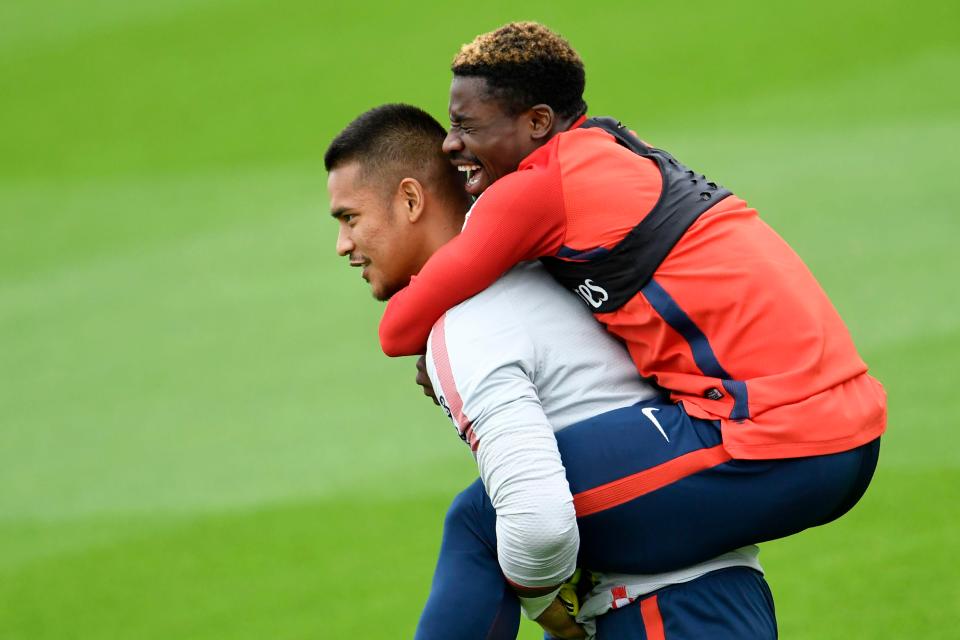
[535,597,586,639]
[557,568,599,618]
[415,355,440,406]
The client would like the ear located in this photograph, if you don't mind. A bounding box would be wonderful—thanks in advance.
[397,177,426,222]
[528,104,555,141]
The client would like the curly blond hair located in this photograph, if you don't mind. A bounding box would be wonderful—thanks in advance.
[451,22,587,118]
[452,21,583,68]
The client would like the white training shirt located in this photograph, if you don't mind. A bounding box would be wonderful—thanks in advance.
[425,262,761,622]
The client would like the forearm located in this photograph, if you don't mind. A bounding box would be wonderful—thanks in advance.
[380,174,567,356]
[535,597,587,639]
[476,405,579,593]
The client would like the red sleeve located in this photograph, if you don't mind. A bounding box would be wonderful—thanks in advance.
[379,168,567,356]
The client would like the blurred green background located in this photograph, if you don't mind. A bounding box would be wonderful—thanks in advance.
[2,0,958,637]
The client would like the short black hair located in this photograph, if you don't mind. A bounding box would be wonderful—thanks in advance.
[324,104,445,172]
[325,104,468,208]
[451,22,587,119]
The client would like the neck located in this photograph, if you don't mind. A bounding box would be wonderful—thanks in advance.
[527,114,581,158]
[554,113,580,134]
[415,209,466,271]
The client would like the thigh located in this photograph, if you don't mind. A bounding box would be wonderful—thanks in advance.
[557,400,878,573]
[595,567,777,639]
[556,400,725,493]
[415,480,520,640]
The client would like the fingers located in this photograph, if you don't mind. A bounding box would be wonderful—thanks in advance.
[416,355,440,406]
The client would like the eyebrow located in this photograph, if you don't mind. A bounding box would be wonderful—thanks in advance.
[330,207,351,219]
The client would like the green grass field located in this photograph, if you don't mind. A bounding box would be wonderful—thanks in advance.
[2,0,959,637]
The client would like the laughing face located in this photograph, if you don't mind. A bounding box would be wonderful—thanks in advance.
[442,76,546,197]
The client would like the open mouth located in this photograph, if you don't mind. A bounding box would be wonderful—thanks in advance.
[456,163,484,194]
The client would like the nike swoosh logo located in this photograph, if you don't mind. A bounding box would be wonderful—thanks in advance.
[641,407,670,442]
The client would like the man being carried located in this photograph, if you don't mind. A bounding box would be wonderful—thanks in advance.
[378,22,884,574]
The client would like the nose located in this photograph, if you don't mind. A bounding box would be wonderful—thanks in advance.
[442,128,463,155]
[335,225,354,257]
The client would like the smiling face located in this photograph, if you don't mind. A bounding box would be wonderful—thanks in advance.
[328,162,422,301]
[442,76,545,197]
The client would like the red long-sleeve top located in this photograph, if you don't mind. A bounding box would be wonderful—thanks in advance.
[380,121,886,460]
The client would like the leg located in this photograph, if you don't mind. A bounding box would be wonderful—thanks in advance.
[416,401,877,635]
[557,400,880,573]
[415,479,520,640]
[595,567,777,639]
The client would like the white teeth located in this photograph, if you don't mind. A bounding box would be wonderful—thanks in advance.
[457,164,481,183]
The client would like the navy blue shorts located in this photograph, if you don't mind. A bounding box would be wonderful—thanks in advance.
[595,567,777,639]
[556,398,880,573]
[415,399,879,639]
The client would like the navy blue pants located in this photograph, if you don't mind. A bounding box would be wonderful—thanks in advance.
[596,567,777,639]
[415,399,879,639]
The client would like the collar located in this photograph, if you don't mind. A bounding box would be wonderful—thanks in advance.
[568,114,589,130]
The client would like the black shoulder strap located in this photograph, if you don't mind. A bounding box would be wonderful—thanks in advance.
[539,117,731,313]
